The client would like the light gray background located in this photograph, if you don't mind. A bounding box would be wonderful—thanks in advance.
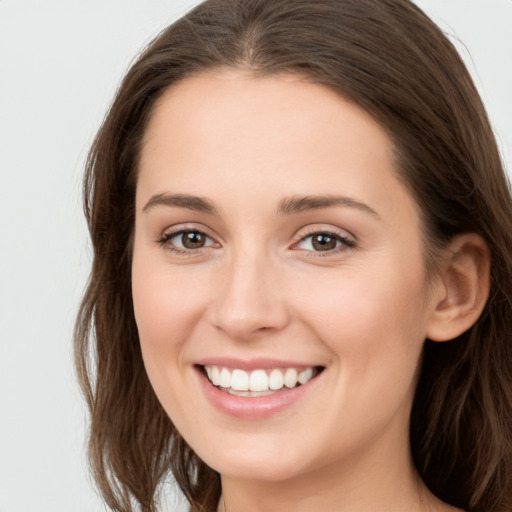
[0,1,511,511]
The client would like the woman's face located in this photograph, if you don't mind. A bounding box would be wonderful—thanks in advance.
[132,71,440,482]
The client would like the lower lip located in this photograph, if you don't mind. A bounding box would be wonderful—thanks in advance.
[195,367,323,419]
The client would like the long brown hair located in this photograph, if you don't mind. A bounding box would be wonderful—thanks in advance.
[75,1,512,511]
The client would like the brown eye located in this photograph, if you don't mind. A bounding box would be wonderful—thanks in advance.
[311,234,338,251]
[295,231,355,253]
[160,229,216,251]
[181,231,206,249]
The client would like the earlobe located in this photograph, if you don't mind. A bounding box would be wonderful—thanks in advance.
[426,234,491,342]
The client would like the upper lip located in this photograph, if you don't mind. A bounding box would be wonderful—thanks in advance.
[195,357,324,371]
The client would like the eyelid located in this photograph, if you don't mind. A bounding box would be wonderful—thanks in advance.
[291,226,356,254]
[157,223,221,253]
[159,222,218,239]
[156,223,355,256]
[294,224,356,243]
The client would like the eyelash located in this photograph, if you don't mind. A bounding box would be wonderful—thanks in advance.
[157,228,356,256]
[157,229,218,256]
[293,229,356,257]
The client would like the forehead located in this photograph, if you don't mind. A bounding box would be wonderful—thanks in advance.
[137,71,418,224]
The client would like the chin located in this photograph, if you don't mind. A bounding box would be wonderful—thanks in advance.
[195,440,316,483]
[214,459,303,483]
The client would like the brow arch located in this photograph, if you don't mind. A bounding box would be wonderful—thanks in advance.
[277,195,380,218]
[142,193,217,214]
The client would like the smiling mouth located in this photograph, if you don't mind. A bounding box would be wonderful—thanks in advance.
[200,365,325,397]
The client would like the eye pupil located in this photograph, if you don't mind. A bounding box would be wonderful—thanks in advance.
[182,231,205,249]
[312,234,337,251]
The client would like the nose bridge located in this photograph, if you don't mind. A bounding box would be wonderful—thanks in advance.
[211,240,288,340]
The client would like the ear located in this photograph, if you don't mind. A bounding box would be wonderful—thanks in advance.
[426,233,491,342]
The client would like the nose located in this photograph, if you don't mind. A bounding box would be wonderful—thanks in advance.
[209,247,290,341]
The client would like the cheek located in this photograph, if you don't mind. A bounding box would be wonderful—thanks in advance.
[293,256,429,395]
[131,249,211,375]
[290,266,428,454]
[298,262,427,342]
[131,254,212,429]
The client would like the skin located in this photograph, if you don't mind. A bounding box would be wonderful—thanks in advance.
[132,71,485,511]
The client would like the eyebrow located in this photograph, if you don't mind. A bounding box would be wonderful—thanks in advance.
[142,193,217,214]
[277,195,380,218]
[142,192,380,219]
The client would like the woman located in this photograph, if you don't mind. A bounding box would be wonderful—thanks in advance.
[74,0,512,511]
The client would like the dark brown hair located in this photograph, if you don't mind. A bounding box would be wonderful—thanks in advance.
[75,1,512,511]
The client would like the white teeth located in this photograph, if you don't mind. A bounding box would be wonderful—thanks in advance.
[211,366,221,386]
[219,368,231,388]
[298,368,313,385]
[226,389,275,397]
[231,369,249,391]
[249,370,268,392]
[269,368,284,390]
[203,365,318,393]
[284,368,298,388]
